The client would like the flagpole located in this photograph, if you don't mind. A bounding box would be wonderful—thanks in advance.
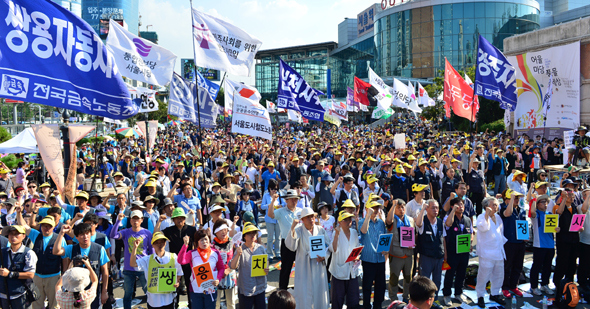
[470,39,480,145]
[189,0,206,187]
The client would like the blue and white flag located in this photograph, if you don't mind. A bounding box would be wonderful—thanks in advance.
[277,59,325,121]
[474,35,518,111]
[195,69,220,101]
[168,73,197,123]
[194,82,218,128]
[542,74,553,127]
[0,0,138,119]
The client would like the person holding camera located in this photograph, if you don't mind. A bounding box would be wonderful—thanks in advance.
[55,258,99,309]
[0,225,37,309]
[53,223,110,309]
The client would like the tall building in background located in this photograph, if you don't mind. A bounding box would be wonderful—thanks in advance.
[52,0,82,17]
[537,0,590,28]
[139,31,159,44]
[82,0,139,35]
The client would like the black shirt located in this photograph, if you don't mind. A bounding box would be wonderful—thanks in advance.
[162,224,197,254]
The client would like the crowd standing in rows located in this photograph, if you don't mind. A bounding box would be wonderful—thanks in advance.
[0,119,588,309]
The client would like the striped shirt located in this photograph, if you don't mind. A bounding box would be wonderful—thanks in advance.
[358,217,386,263]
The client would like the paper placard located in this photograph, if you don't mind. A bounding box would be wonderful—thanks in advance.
[400,227,415,248]
[570,214,586,232]
[516,220,529,240]
[345,246,364,263]
[192,262,214,287]
[232,232,243,247]
[456,234,471,254]
[157,268,177,293]
[251,254,268,277]
[394,133,406,149]
[544,214,559,233]
[376,234,393,252]
[308,235,326,259]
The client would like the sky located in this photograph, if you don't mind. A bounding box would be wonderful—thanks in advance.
[140,0,377,86]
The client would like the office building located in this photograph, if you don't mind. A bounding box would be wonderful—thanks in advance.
[82,0,139,35]
[52,0,82,17]
[140,31,158,44]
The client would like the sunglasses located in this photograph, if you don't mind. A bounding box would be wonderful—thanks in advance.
[28,186,36,189]
[540,174,547,177]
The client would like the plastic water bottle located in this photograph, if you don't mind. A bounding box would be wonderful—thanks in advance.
[512,296,517,308]
[543,296,548,309]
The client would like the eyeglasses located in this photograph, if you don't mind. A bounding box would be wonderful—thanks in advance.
[540,174,547,177]
[28,186,36,189]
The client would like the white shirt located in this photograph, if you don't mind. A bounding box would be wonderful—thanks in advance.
[328,228,360,280]
[406,199,426,221]
[475,213,507,261]
[136,252,184,307]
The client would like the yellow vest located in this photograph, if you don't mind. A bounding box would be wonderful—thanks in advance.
[146,253,177,294]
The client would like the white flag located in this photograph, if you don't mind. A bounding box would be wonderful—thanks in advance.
[331,101,348,121]
[231,84,272,140]
[392,78,411,109]
[368,68,393,111]
[106,20,177,86]
[128,86,159,112]
[407,81,422,113]
[224,79,241,116]
[192,9,262,76]
[465,73,474,86]
[287,109,302,123]
[266,100,277,113]
[417,82,435,106]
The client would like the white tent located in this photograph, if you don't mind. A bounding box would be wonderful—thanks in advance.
[0,128,38,153]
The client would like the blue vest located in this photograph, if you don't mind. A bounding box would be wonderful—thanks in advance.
[0,246,31,297]
[32,233,61,275]
[72,242,102,289]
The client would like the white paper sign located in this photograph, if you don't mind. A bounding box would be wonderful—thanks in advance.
[394,133,406,149]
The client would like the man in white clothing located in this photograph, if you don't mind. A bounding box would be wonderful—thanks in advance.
[329,211,360,309]
[475,197,507,308]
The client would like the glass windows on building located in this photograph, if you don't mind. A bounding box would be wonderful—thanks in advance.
[330,37,376,98]
[374,2,540,79]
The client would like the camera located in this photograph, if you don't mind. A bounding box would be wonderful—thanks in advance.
[72,255,88,267]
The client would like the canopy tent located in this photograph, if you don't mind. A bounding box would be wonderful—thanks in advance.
[0,128,38,153]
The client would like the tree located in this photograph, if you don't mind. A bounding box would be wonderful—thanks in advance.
[0,127,10,143]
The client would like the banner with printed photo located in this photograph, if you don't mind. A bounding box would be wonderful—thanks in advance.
[508,42,580,132]
[31,125,64,193]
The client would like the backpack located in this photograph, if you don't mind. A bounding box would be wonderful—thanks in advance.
[560,282,580,308]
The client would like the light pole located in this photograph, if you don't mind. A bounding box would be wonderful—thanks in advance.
[60,110,71,184]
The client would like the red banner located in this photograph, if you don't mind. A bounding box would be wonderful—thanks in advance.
[443,58,479,121]
[354,76,371,106]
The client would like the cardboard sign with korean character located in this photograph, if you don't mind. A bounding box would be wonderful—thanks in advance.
[570,214,586,232]
[400,227,415,248]
[544,214,559,233]
[515,220,529,240]
[192,262,214,287]
[377,234,393,252]
[456,234,471,254]
[157,268,177,293]
[308,235,326,259]
[251,254,268,277]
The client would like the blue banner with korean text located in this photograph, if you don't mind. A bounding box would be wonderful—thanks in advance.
[475,35,518,111]
[195,69,220,101]
[277,59,325,122]
[168,73,197,123]
[0,0,138,119]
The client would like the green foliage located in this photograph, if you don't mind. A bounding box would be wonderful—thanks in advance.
[76,136,111,147]
[0,127,11,144]
[0,154,22,169]
[421,66,504,132]
[216,87,225,107]
[479,118,506,133]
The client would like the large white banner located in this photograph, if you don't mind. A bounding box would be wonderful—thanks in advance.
[129,86,159,113]
[231,84,272,140]
[508,42,580,130]
[368,68,393,110]
[192,9,262,76]
[107,20,177,86]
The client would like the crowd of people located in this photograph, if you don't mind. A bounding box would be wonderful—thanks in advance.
[0,118,588,309]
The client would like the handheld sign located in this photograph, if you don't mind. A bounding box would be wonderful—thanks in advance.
[400,227,415,248]
[377,234,393,252]
[570,214,586,232]
[157,268,177,293]
[544,214,559,233]
[308,236,326,259]
[515,220,529,240]
[232,232,244,247]
[345,246,364,263]
[251,254,268,277]
[456,234,471,254]
[192,262,214,288]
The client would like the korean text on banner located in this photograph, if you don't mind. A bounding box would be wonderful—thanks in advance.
[456,234,471,254]
[376,234,393,252]
[570,214,586,232]
[345,246,364,263]
[509,41,580,130]
[400,227,415,248]
[0,0,138,119]
[475,35,517,111]
[194,83,219,129]
[196,69,220,101]
[277,59,325,121]
[347,87,360,111]
[31,125,64,193]
[544,214,559,233]
[251,254,268,277]
[515,220,529,240]
[444,58,479,121]
[106,20,177,86]
[157,268,177,293]
[129,86,159,113]
[192,9,262,76]
[192,262,214,287]
[168,73,197,123]
[231,84,272,140]
[309,236,326,259]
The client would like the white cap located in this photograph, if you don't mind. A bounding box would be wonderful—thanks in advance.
[130,210,143,219]
[62,267,91,293]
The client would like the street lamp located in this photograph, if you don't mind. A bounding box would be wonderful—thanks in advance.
[60,109,71,184]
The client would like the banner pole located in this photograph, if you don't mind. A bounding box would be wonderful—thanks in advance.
[189,0,206,190]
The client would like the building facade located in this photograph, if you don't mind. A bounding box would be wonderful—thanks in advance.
[255,42,338,100]
[374,0,540,80]
[52,0,82,17]
[81,0,139,35]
